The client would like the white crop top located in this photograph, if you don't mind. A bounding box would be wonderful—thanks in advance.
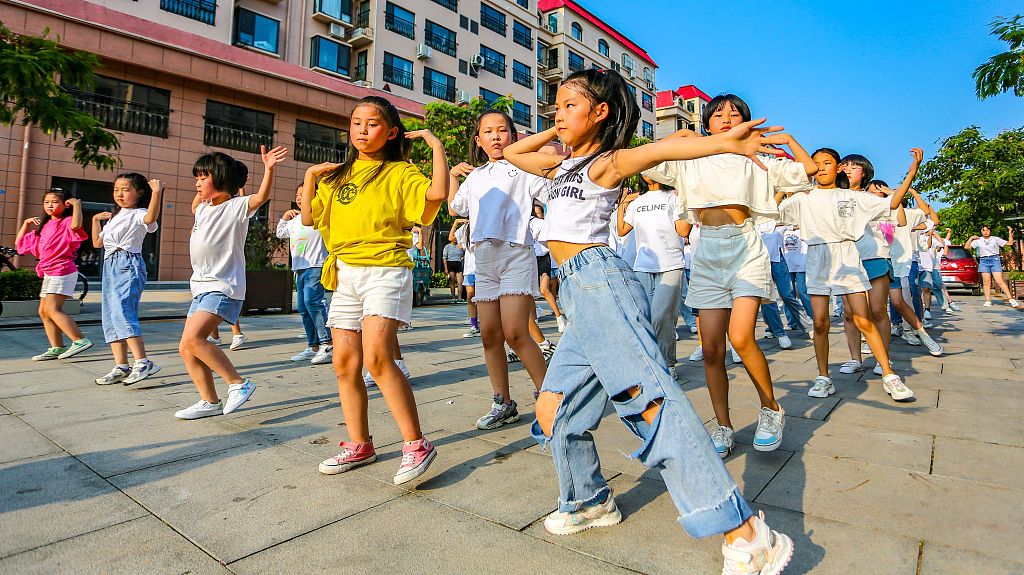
[450,159,547,245]
[541,157,621,245]
[643,153,810,224]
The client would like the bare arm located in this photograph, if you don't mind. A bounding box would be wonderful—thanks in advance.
[448,162,473,213]
[300,162,341,227]
[191,192,203,215]
[895,206,907,227]
[66,198,84,231]
[888,148,924,209]
[674,219,692,238]
[616,191,639,236]
[782,134,817,177]
[405,130,448,224]
[964,235,977,250]
[143,180,163,224]
[908,188,939,226]
[1009,226,1015,245]
[248,145,289,212]
[15,218,38,244]
[90,212,111,248]
[503,127,565,179]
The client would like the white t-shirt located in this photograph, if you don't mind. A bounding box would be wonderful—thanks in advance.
[917,234,935,272]
[451,159,547,245]
[99,208,157,258]
[190,196,255,299]
[782,227,808,272]
[276,217,327,270]
[974,236,1007,257]
[543,158,622,244]
[757,221,784,263]
[891,207,927,275]
[683,226,700,269]
[643,153,810,225]
[778,188,891,246]
[623,190,684,272]
[454,224,475,275]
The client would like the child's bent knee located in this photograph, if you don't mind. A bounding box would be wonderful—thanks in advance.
[535,391,562,437]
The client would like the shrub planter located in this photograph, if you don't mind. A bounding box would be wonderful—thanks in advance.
[242,269,292,314]
[1009,280,1024,300]
[1,298,80,317]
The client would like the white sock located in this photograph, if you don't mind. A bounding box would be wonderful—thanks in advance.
[916,328,928,336]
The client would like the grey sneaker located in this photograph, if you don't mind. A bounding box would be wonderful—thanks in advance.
[543,491,623,535]
[291,347,317,362]
[475,394,520,430]
[95,366,130,385]
[808,376,835,398]
[902,331,921,346]
[918,332,943,356]
[710,425,735,459]
[58,338,93,359]
[175,400,223,420]
[123,360,161,386]
[32,347,66,361]
[223,379,256,414]
[753,407,785,452]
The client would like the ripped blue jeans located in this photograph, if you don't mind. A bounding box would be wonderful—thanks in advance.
[532,247,752,538]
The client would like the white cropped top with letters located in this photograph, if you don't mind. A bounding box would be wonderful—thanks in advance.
[541,157,621,245]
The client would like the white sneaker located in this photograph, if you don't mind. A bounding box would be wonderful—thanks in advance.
[175,400,223,420]
[924,309,932,320]
[721,511,793,575]
[229,334,248,351]
[122,360,161,386]
[689,345,704,362]
[364,359,411,387]
[949,301,961,312]
[290,347,317,362]
[883,374,914,401]
[918,332,943,356]
[839,360,863,374]
[207,336,222,345]
[922,320,934,328]
[543,492,623,535]
[941,305,952,313]
[763,331,775,339]
[753,406,785,452]
[95,366,130,385]
[690,325,698,334]
[860,341,871,355]
[902,331,921,346]
[556,315,566,333]
[1010,299,1021,308]
[311,346,333,365]
[777,335,793,350]
[808,376,834,398]
[462,326,480,338]
[890,324,901,337]
[223,379,256,414]
[983,301,992,307]
[710,425,735,458]
[730,347,743,364]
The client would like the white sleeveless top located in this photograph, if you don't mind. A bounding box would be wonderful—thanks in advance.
[541,157,621,244]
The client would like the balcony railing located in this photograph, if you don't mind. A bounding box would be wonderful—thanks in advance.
[512,27,532,49]
[482,56,505,77]
[67,88,170,138]
[512,68,532,88]
[203,117,273,153]
[430,0,457,11]
[424,31,457,57]
[352,63,367,82]
[512,108,530,127]
[479,12,505,35]
[355,7,370,27]
[385,12,415,39]
[383,64,414,89]
[160,0,216,25]
[422,78,456,102]
[294,135,347,164]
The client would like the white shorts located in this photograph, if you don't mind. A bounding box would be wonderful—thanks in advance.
[686,220,772,309]
[891,257,912,279]
[472,240,539,302]
[805,242,871,296]
[40,272,78,298]
[326,261,412,330]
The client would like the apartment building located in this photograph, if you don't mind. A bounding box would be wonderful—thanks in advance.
[535,0,657,140]
[655,84,711,140]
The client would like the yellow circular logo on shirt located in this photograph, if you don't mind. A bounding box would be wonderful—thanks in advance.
[337,183,358,205]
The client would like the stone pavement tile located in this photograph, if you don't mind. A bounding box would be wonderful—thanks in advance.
[0,515,231,575]
[936,386,1024,416]
[3,386,179,431]
[828,400,1024,447]
[108,441,406,563]
[920,542,1024,575]
[231,494,632,575]
[931,436,1024,491]
[0,414,63,465]
[0,365,102,398]
[755,453,1024,563]
[0,404,9,415]
[940,361,1018,380]
[414,390,538,447]
[0,454,147,558]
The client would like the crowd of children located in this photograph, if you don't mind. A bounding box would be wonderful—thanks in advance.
[14,68,1024,575]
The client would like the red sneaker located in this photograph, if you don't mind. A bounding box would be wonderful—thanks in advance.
[393,438,436,485]
[318,440,376,475]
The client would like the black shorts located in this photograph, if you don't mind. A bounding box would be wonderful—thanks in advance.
[537,255,552,279]
[445,260,463,274]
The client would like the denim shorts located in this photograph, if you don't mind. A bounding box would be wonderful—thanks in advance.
[863,258,897,282]
[188,291,243,324]
[101,251,147,342]
[978,255,1002,273]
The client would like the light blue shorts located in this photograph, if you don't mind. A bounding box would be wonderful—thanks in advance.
[978,255,1002,273]
[188,291,243,324]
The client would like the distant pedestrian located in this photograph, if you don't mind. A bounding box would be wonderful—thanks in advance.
[965,225,1018,308]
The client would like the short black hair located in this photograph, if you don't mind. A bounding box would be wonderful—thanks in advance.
[837,154,874,190]
[868,179,889,189]
[234,160,249,194]
[811,147,841,163]
[702,94,751,133]
[192,152,240,195]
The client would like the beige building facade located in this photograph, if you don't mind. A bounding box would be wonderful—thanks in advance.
[655,84,711,140]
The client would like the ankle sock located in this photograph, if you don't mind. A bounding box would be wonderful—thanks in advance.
[470,317,479,329]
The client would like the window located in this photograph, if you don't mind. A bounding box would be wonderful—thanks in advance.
[160,0,216,25]
[512,59,532,88]
[234,8,279,53]
[459,59,468,74]
[294,120,347,164]
[676,118,683,130]
[597,39,609,57]
[313,0,352,24]
[570,22,582,41]
[642,92,653,112]
[424,21,457,57]
[66,75,171,138]
[355,1,370,26]
[204,100,274,153]
[353,50,368,81]
[480,45,505,77]
[512,20,532,49]
[480,3,506,36]
[423,68,456,101]
[512,100,531,127]
[567,50,584,72]
[311,36,351,76]
[546,13,557,33]
[460,15,469,29]
[621,53,636,74]
[516,0,528,8]
[686,100,694,113]
[385,2,415,40]
[641,121,653,140]
[480,87,501,106]
[643,67,654,83]
[383,52,414,89]
[431,0,457,11]
[626,83,636,99]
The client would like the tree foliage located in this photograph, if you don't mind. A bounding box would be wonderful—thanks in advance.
[973,15,1024,100]
[0,22,120,170]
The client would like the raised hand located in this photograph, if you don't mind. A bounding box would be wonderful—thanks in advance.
[306,162,342,178]
[261,145,289,170]
[619,190,640,207]
[148,179,162,194]
[720,118,788,168]
[282,209,300,221]
[405,129,441,148]
[93,211,113,222]
[64,197,81,209]
[909,148,924,167]
[450,162,474,178]
[23,217,40,228]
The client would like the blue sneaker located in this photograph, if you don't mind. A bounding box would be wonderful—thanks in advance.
[710,425,735,459]
[753,407,785,452]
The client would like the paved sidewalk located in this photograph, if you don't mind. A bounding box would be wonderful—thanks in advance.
[0,295,1022,574]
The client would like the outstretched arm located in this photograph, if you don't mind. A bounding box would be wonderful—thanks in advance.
[248,145,289,212]
[888,148,924,209]
[909,188,939,226]
[781,133,817,177]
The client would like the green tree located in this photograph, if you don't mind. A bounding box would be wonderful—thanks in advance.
[973,15,1024,99]
[0,22,120,170]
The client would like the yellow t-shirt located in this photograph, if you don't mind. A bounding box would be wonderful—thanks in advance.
[312,160,430,284]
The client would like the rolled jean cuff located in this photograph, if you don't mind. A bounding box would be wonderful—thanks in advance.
[558,485,611,514]
[677,486,753,538]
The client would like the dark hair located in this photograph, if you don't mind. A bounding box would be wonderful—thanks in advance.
[837,154,874,190]
[980,224,991,231]
[192,152,240,196]
[37,188,73,236]
[234,160,249,195]
[112,173,153,216]
[811,147,841,164]
[556,68,640,180]
[702,94,751,133]
[469,110,518,166]
[322,96,412,189]
[868,179,889,189]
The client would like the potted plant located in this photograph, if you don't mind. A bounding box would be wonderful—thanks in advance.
[1006,270,1024,300]
[242,220,292,314]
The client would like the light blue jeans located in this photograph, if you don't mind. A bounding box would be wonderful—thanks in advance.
[531,247,752,538]
[761,258,806,335]
[789,271,812,325]
[635,268,683,367]
[296,267,330,347]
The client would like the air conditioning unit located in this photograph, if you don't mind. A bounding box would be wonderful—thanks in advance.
[456,89,471,103]
[416,43,432,59]
[328,23,346,39]
[627,68,636,79]
[645,80,655,91]
[545,24,557,33]
[470,53,485,67]
[352,80,371,87]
